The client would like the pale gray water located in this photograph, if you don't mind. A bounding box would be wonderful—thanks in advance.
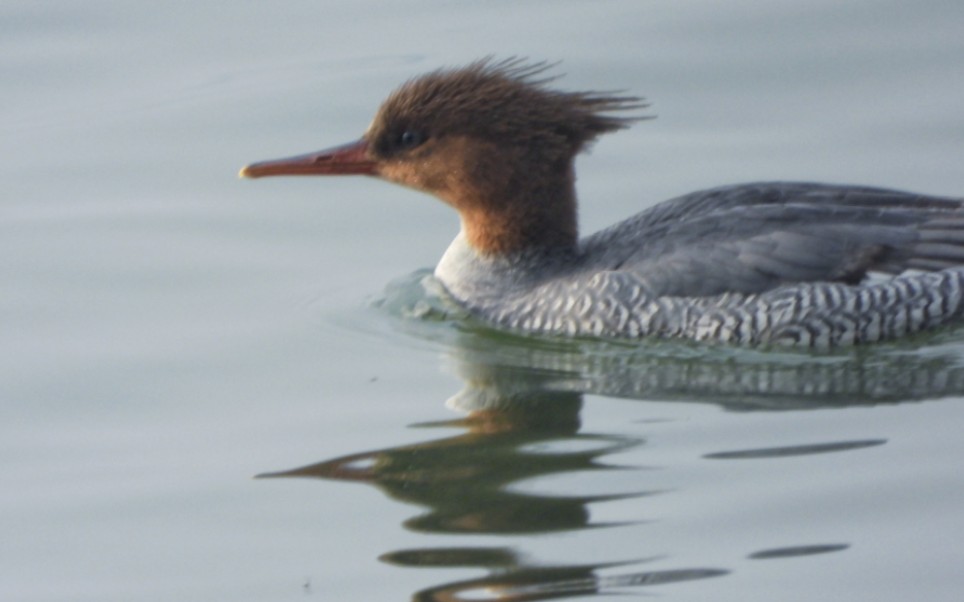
[3,1,964,601]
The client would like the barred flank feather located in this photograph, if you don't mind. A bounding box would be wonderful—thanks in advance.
[481,267,964,348]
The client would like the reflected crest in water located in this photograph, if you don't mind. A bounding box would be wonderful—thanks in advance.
[381,547,727,602]
[259,394,728,599]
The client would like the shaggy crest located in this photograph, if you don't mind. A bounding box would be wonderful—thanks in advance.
[366,58,648,159]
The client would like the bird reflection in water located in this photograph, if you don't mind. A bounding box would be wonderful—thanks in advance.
[259,369,730,599]
[259,310,964,600]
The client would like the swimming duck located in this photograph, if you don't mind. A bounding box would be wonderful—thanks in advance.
[241,58,964,347]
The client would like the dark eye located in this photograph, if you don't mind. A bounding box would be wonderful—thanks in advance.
[397,129,425,150]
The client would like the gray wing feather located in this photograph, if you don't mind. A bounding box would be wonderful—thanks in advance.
[580,182,964,297]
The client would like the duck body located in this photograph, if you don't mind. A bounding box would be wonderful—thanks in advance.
[242,59,964,347]
[436,181,964,346]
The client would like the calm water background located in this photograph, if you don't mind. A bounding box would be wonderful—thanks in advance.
[3,1,964,600]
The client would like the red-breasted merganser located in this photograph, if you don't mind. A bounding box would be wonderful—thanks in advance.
[241,59,964,347]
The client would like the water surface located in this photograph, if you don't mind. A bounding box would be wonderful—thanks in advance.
[3,1,964,601]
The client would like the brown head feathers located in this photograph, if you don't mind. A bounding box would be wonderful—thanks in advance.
[366,58,648,162]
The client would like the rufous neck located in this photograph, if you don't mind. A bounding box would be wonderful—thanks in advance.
[453,163,579,257]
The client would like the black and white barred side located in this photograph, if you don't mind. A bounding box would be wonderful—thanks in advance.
[481,267,964,348]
